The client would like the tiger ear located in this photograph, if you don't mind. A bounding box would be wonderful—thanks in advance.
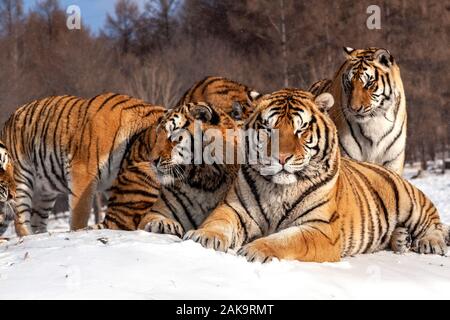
[248,90,262,101]
[374,48,394,69]
[244,90,264,116]
[314,93,334,113]
[343,47,355,59]
[246,90,262,107]
[190,104,213,122]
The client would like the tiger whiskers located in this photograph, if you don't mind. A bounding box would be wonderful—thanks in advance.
[172,165,185,182]
[157,160,186,186]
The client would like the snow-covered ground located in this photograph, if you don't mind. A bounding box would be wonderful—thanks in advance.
[0,169,449,300]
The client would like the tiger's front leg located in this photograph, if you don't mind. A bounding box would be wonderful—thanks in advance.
[14,183,33,237]
[69,164,98,230]
[138,212,184,238]
[183,204,244,252]
[138,198,185,238]
[238,222,342,263]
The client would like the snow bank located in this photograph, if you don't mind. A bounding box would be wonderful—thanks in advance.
[0,171,448,300]
[0,230,449,300]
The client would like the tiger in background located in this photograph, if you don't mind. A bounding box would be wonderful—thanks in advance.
[185,89,449,263]
[1,93,165,236]
[176,76,262,122]
[92,102,240,234]
[0,141,16,236]
[309,47,406,175]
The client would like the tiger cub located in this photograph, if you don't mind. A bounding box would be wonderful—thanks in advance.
[1,94,164,236]
[310,47,406,174]
[94,102,240,234]
[185,89,448,263]
[176,76,262,121]
[0,141,16,235]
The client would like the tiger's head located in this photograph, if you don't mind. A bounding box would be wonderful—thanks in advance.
[340,47,401,122]
[218,89,262,122]
[177,76,262,123]
[150,102,239,186]
[246,89,337,185]
[0,142,16,235]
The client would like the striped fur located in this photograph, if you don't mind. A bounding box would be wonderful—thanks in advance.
[185,89,447,263]
[309,47,407,174]
[1,94,164,236]
[92,102,240,234]
[0,140,16,235]
[176,76,261,122]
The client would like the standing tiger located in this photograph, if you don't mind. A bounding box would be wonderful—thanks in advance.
[176,76,262,121]
[0,141,16,235]
[184,89,449,263]
[1,93,164,236]
[309,47,406,174]
[93,102,240,233]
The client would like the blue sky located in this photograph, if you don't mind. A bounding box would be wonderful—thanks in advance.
[23,0,147,33]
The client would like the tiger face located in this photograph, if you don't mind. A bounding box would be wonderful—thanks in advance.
[150,102,238,186]
[341,47,397,122]
[246,89,335,185]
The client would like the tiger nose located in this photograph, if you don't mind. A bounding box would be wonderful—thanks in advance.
[278,153,292,165]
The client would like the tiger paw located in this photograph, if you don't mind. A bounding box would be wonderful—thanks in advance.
[412,231,447,256]
[237,241,277,263]
[145,217,184,238]
[390,227,411,254]
[183,229,230,252]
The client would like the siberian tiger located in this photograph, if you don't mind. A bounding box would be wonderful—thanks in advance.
[93,102,240,234]
[1,93,164,236]
[0,141,16,235]
[176,76,262,121]
[184,89,449,263]
[309,47,406,175]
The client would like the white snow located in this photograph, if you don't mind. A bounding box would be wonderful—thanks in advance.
[0,170,449,300]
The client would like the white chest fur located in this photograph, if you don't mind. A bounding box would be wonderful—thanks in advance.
[339,93,405,165]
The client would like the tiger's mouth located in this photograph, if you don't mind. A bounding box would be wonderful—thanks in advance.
[345,106,378,122]
[156,173,176,186]
[258,160,309,185]
[154,162,186,186]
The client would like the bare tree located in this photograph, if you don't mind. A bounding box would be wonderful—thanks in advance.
[0,0,23,35]
[0,0,448,169]
[105,0,140,54]
[35,0,59,40]
[126,57,182,107]
[144,0,178,42]
[0,0,23,70]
